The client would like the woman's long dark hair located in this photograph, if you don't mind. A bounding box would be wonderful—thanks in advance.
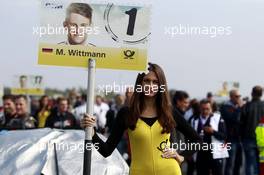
[127,63,176,133]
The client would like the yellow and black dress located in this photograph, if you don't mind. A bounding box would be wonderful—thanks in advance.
[92,107,200,175]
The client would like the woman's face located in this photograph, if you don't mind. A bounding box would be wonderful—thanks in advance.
[42,97,49,107]
[142,71,159,97]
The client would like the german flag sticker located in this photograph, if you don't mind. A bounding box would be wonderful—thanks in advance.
[42,48,53,53]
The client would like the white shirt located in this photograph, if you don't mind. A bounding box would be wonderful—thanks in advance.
[199,116,209,126]
[94,102,109,129]
[184,109,193,121]
[72,104,86,125]
[73,102,109,129]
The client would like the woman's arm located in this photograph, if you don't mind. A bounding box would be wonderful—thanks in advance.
[92,106,128,157]
[173,109,202,157]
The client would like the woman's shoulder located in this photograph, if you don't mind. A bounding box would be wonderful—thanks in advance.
[115,106,130,128]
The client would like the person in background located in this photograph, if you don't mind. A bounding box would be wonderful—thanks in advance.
[242,96,250,104]
[73,94,112,129]
[187,99,200,123]
[173,91,190,116]
[45,97,77,129]
[35,95,51,128]
[72,94,87,128]
[220,89,243,175]
[6,95,36,129]
[186,99,201,175]
[105,94,125,133]
[74,94,83,108]
[30,97,40,117]
[172,91,190,146]
[94,95,109,134]
[256,116,264,175]
[185,98,199,122]
[241,86,264,175]
[172,91,203,175]
[0,95,16,129]
[192,99,227,175]
[207,92,218,113]
[105,94,130,162]
[68,89,79,111]
[207,92,214,103]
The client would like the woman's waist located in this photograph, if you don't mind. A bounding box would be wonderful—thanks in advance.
[130,159,180,175]
[130,155,178,169]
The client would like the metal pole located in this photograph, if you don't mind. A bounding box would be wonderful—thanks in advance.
[26,93,31,114]
[83,59,96,175]
[54,143,59,175]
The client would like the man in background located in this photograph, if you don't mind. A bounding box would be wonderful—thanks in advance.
[241,86,264,175]
[221,89,243,175]
[256,116,264,175]
[0,95,16,129]
[6,95,36,129]
[94,95,109,134]
[207,92,218,113]
[105,94,125,133]
[194,100,227,175]
[173,90,190,117]
[72,94,87,128]
[45,97,76,129]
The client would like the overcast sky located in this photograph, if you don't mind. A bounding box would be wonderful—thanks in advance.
[0,0,264,98]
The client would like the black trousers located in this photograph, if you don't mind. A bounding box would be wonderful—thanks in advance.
[196,151,223,175]
[186,156,195,175]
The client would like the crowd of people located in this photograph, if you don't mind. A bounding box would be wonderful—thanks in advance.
[0,85,263,175]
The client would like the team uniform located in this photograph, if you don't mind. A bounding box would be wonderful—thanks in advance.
[92,107,201,175]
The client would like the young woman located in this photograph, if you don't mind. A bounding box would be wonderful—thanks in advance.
[35,95,51,128]
[81,63,201,175]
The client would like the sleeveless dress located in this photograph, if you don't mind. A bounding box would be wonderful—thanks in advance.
[128,118,182,175]
[92,107,200,174]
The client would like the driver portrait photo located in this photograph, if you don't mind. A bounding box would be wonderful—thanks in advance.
[58,3,95,46]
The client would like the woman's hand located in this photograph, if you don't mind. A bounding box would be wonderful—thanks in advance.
[162,147,184,164]
[80,114,96,137]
